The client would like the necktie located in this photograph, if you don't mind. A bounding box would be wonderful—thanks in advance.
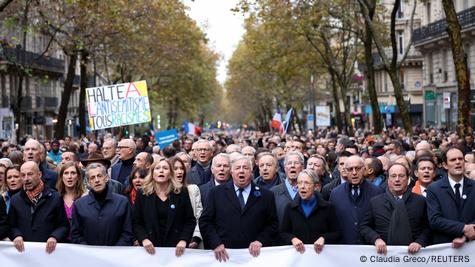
[352,185,359,202]
[238,188,245,209]
[454,183,461,206]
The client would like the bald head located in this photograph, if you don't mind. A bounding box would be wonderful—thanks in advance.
[20,161,42,191]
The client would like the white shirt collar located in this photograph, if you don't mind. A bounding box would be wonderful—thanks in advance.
[448,175,464,192]
[234,183,251,193]
[420,185,427,197]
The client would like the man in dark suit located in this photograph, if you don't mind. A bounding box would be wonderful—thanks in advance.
[330,155,384,244]
[360,163,431,254]
[188,140,213,185]
[271,151,304,223]
[200,155,278,262]
[427,147,475,247]
[8,161,69,253]
[199,153,231,206]
[110,139,136,185]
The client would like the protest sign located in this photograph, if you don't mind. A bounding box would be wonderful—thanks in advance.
[86,80,151,130]
[316,106,331,126]
[155,129,179,149]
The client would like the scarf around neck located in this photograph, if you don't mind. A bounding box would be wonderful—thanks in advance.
[26,179,45,204]
[386,190,413,245]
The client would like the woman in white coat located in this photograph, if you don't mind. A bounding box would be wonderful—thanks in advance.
[170,157,204,249]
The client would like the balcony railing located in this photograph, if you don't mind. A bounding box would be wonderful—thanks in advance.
[0,47,64,73]
[414,6,475,44]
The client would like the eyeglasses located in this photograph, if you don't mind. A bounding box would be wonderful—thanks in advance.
[117,146,131,149]
[345,166,363,173]
[196,148,211,152]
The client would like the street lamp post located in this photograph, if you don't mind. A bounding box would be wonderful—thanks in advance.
[310,74,316,131]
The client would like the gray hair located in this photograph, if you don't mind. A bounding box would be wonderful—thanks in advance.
[212,153,230,168]
[225,144,241,154]
[230,155,253,169]
[85,162,108,179]
[284,151,305,165]
[298,169,321,185]
[103,139,117,148]
[257,152,277,165]
[242,146,256,155]
[344,155,365,168]
[193,139,211,149]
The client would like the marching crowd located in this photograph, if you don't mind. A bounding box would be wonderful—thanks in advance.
[0,127,474,261]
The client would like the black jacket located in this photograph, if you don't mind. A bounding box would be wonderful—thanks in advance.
[280,193,340,245]
[39,164,58,190]
[427,177,475,244]
[360,191,431,246]
[199,177,217,207]
[8,187,69,242]
[111,158,135,185]
[71,187,134,246]
[0,197,8,239]
[199,182,278,249]
[133,188,196,247]
[188,163,212,186]
[321,177,342,201]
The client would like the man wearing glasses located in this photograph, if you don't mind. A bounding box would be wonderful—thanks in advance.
[110,139,136,185]
[101,139,119,168]
[271,151,304,224]
[188,140,213,185]
[329,155,384,244]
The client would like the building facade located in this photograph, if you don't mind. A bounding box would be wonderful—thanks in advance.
[0,20,90,141]
[366,0,425,129]
[413,0,475,129]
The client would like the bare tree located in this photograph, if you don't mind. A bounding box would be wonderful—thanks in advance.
[358,0,418,133]
[441,0,471,137]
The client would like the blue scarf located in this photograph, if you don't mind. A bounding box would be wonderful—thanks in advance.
[300,195,317,218]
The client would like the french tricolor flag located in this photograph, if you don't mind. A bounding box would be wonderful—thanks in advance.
[183,121,201,136]
[271,113,283,131]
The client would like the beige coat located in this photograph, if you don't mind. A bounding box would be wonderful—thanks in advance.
[187,184,203,248]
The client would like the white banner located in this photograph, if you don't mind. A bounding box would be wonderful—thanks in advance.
[0,241,474,267]
[316,105,331,126]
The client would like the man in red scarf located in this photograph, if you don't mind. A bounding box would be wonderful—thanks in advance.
[8,161,69,253]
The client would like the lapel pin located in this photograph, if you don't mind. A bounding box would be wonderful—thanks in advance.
[170,204,176,209]
[462,194,467,200]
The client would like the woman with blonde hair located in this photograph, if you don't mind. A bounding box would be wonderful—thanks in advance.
[133,158,196,256]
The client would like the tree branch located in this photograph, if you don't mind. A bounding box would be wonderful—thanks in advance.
[397,0,417,68]
[0,0,14,12]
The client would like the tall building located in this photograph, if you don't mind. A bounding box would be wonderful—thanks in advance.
[0,21,92,141]
[413,0,475,129]
[366,0,425,129]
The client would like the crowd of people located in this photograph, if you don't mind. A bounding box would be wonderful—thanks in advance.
[0,126,474,261]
